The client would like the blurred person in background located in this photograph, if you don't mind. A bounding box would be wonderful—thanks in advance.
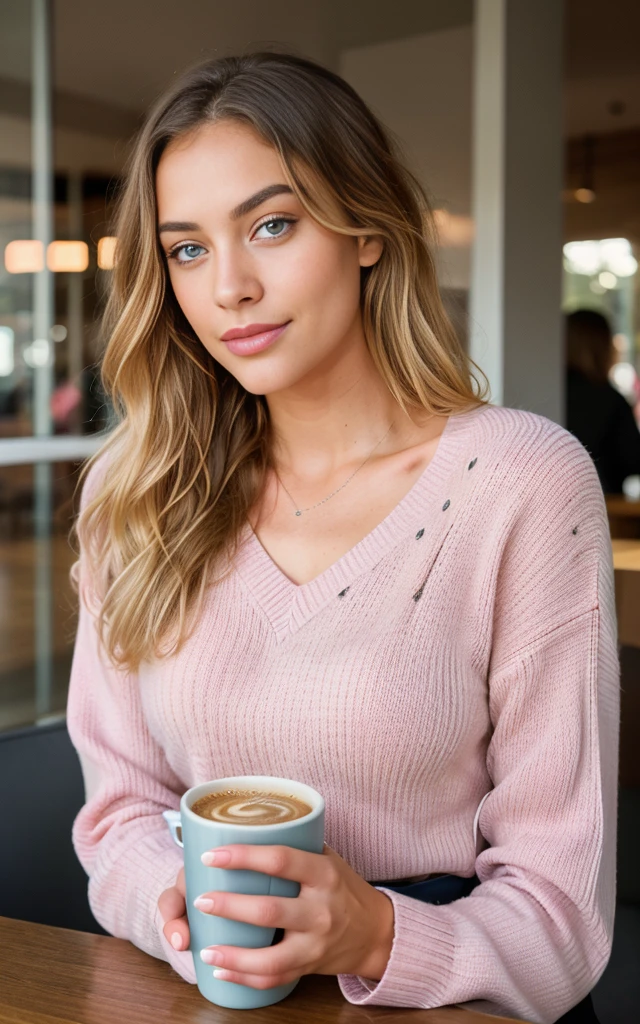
[565,309,640,494]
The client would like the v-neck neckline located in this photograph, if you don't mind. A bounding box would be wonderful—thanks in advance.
[232,404,485,640]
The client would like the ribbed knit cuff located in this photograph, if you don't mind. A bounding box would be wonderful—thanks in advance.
[115,830,196,984]
[151,846,197,984]
[337,888,454,1007]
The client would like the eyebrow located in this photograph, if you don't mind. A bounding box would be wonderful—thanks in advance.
[158,183,295,234]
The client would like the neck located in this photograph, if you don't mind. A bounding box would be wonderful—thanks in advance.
[266,345,428,484]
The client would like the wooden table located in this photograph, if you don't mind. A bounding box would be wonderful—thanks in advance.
[612,539,640,648]
[612,538,640,572]
[606,495,640,539]
[0,917,526,1024]
[612,539,640,789]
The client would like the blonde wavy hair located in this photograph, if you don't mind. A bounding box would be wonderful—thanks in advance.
[70,50,490,672]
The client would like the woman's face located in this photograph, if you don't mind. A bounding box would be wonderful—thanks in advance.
[156,120,382,397]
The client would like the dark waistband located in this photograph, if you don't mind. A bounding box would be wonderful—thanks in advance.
[369,872,444,887]
[371,873,480,904]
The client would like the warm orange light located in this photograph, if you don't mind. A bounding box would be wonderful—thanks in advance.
[4,240,44,273]
[433,209,475,248]
[97,236,118,270]
[574,188,596,204]
[47,240,89,272]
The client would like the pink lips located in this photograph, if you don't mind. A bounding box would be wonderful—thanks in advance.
[220,321,290,355]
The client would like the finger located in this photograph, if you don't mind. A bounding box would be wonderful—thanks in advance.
[193,890,309,934]
[207,967,301,990]
[199,940,303,986]
[162,914,191,952]
[201,844,325,886]
[158,884,186,925]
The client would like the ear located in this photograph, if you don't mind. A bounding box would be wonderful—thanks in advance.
[357,233,383,268]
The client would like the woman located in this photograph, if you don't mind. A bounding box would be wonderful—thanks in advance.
[565,308,640,494]
[67,52,618,1024]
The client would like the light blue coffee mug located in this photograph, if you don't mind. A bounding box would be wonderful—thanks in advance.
[163,775,325,1009]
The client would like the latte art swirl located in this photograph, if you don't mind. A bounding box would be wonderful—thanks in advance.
[191,789,312,825]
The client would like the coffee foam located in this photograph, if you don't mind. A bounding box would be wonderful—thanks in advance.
[191,788,312,826]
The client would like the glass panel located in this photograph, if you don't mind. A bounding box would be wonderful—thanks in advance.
[49,172,115,437]
[0,457,83,732]
[0,0,34,438]
[0,0,113,440]
[0,1,115,735]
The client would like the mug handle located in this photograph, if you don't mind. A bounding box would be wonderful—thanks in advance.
[162,809,183,848]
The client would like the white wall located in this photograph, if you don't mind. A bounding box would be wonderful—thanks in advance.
[340,26,473,290]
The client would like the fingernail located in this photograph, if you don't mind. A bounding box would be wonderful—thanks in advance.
[201,849,231,866]
[194,896,215,912]
[200,948,224,966]
[213,969,227,980]
[170,932,182,950]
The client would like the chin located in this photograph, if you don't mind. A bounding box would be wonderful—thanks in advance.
[215,358,312,398]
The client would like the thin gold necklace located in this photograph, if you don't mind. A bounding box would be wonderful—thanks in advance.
[275,421,394,517]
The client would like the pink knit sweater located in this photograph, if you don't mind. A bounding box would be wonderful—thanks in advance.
[66,403,619,1023]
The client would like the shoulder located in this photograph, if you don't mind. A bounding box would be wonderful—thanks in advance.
[457,403,602,502]
[451,404,609,561]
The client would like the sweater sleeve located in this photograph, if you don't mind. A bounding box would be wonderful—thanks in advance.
[65,457,196,984]
[337,427,620,1023]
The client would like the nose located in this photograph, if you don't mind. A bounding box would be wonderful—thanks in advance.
[212,244,263,310]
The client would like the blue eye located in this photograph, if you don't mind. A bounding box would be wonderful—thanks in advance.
[167,217,295,265]
[170,243,205,263]
[254,217,295,239]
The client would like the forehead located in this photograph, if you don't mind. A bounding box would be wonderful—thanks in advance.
[156,121,286,216]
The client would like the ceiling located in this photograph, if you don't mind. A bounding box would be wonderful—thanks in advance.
[0,0,639,137]
[1,0,472,109]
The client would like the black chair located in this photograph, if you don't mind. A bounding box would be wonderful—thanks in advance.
[0,717,107,934]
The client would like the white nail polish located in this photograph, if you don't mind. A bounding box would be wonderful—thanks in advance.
[194,896,215,912]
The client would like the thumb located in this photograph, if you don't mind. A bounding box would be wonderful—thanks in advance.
[163,915,191,952]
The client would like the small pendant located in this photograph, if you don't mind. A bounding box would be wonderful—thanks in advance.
[295,510,302,516]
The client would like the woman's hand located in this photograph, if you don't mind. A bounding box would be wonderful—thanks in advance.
[188,842,395,989]
[158,866,191,952]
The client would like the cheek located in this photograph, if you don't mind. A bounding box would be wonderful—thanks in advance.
[168,270,207,329]
[279,238,361,319]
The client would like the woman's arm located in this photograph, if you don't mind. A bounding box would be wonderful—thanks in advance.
[337,426,620,1023]
[66,458,196,983]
